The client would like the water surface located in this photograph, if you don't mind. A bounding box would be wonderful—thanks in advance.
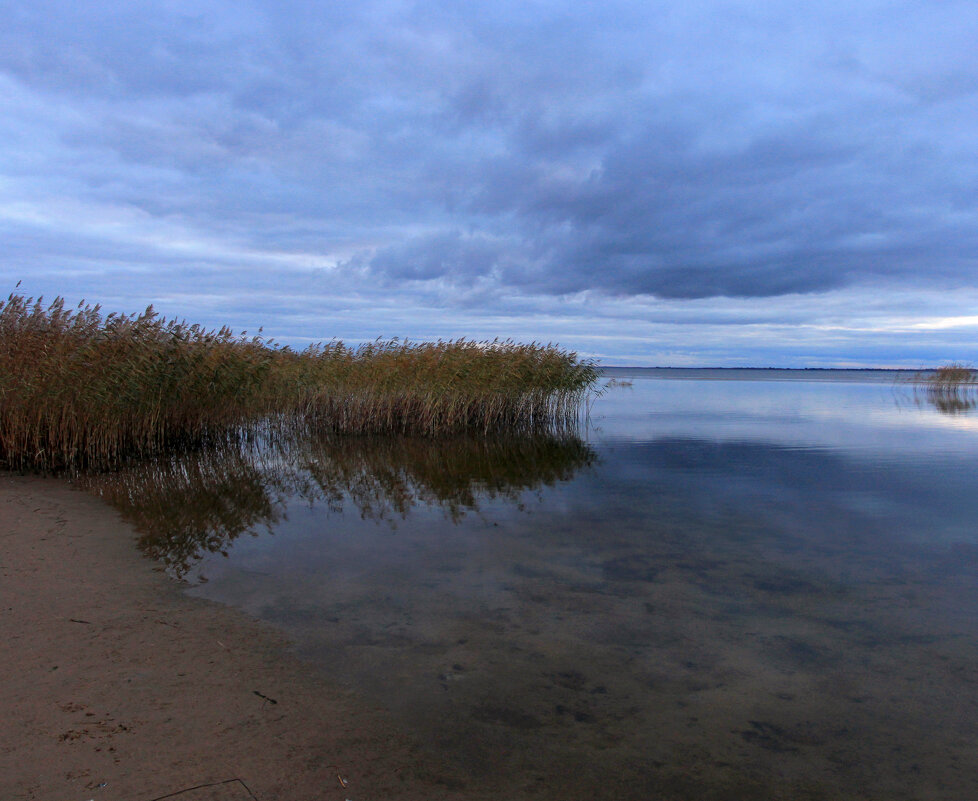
[86,370,978,799]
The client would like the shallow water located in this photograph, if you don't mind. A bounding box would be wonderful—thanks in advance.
[87,371,978,799]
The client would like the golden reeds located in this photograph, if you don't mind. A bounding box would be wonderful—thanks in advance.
[0,292,597,470]
[926,363,975,392]
[914,363,977,415]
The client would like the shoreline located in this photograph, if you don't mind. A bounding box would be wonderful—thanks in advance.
[0,474,471,801]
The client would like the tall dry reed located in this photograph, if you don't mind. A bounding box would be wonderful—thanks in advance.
[0,292,597,470]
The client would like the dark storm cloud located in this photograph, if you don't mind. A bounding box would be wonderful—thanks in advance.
[401,67,978,299]
[347,1,978,299]
[366,231,515,282]
[1,0,978,364]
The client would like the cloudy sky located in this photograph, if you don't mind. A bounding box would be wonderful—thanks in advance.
[2,0,977,366]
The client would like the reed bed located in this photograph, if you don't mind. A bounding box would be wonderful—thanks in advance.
[913,363,977,414]
[924,363,975,392]
[0,292,597,470]
[300,337,596,437]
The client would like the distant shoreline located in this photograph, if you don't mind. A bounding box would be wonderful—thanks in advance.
[600,366,923,372]
[597,366,930,383]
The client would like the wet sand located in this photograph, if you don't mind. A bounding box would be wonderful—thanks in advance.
[0,474,479,801]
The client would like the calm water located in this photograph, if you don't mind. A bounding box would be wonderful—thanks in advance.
[85,370,978,800]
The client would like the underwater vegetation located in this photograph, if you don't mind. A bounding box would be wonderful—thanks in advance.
[0,292,598,470]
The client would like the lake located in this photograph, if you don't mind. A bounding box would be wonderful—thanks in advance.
[86,369,978,800]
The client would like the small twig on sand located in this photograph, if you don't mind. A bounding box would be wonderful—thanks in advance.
[327,765,349,788]
[145,777,259,801]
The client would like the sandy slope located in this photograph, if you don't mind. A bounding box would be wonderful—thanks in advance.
[0,474,465,801]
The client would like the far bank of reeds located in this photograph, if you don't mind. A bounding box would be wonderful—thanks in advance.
[0,292,598,471]
[913,363,977,414]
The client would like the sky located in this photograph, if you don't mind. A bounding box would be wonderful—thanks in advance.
[2,0,977,367]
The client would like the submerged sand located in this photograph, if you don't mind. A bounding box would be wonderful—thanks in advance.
[0,475,475,801]
[5,469,978,801]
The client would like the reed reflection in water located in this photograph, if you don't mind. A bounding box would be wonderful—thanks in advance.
[916,383,978,414]
[80,427,595,577]
[898,366,978,415]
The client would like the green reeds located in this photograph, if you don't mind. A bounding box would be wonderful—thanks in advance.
[0,292,598,470]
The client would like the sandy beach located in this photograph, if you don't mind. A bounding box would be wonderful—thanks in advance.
[0,474,476,801]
